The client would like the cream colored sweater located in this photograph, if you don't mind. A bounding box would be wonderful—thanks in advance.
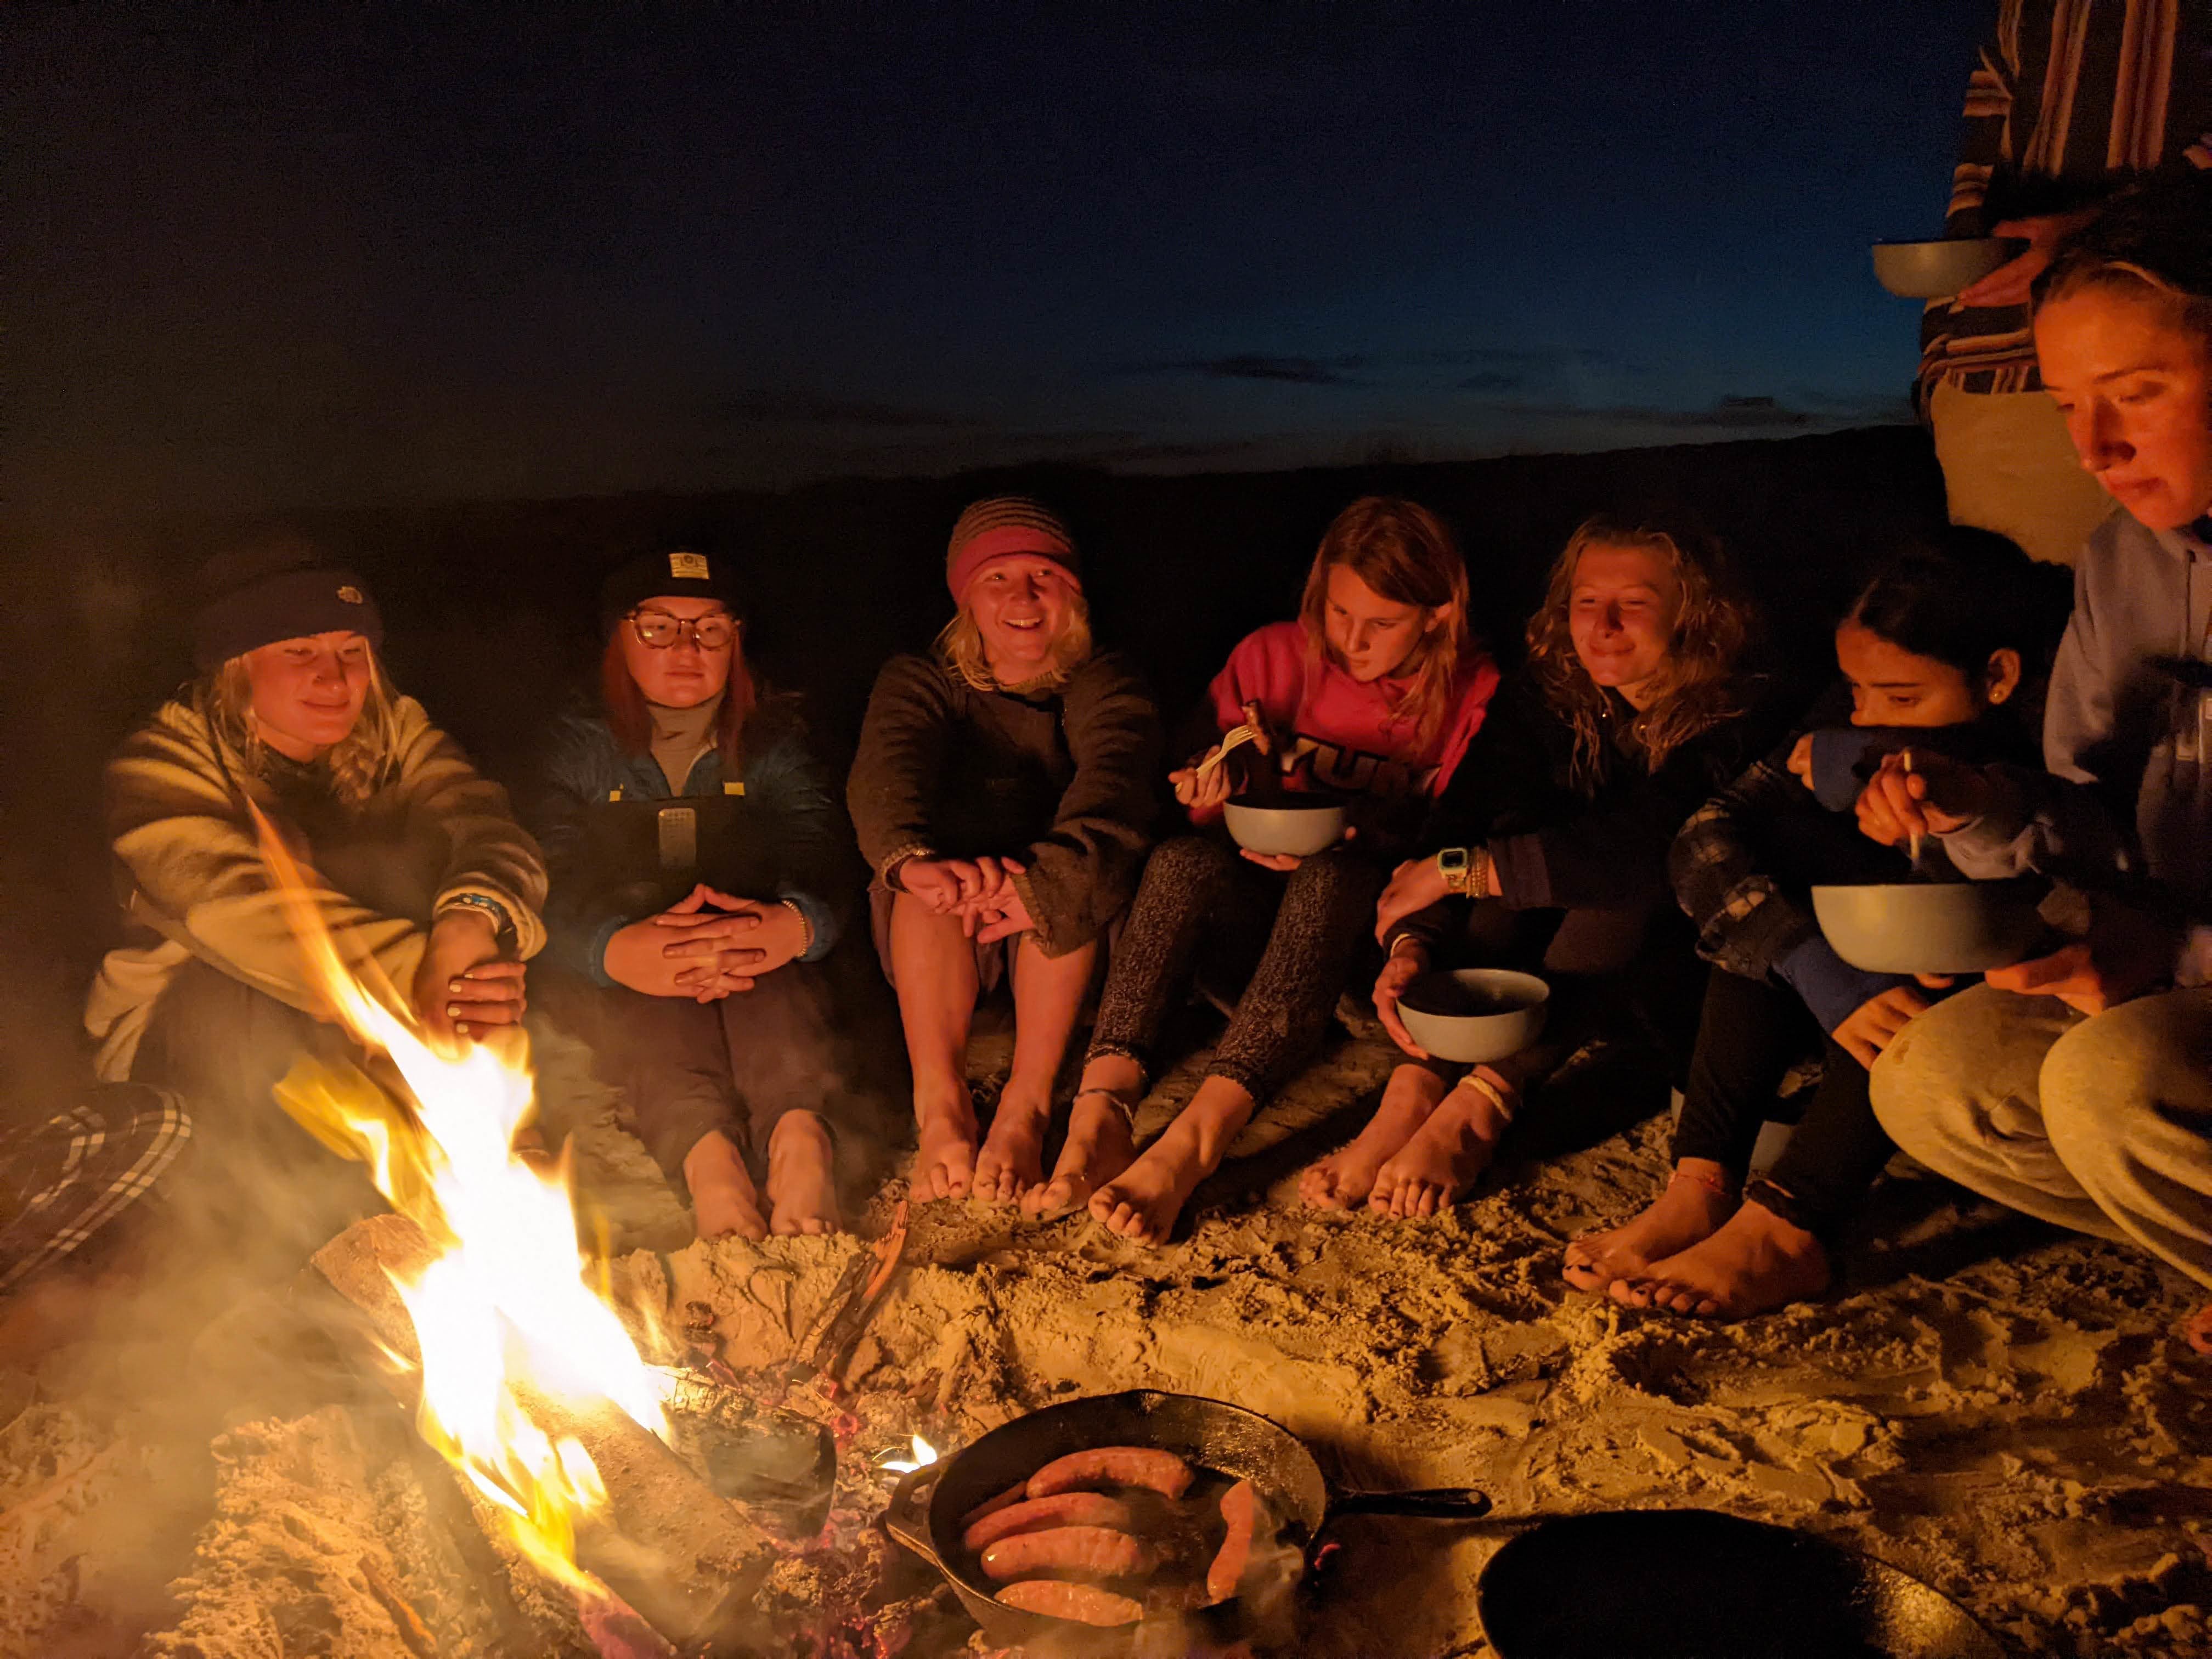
[85,695,547,1080]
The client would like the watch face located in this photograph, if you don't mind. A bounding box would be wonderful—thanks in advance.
[1438,848,1469,874]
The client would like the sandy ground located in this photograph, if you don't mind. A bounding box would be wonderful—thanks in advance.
[5,1013,2211,1658]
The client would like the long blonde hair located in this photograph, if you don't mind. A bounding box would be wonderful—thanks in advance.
[935,592,1096,693]
[195,651,405,808]
[1525,515,1751,793]
[1296,496,1472,752]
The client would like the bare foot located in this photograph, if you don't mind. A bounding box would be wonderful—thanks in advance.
[1300,1064,1446,1210]
[765,1111,840,1237]
[1024,1089,1137,1220]
[1615,1199,1831,1318]
[1562,1163,1737,1295]
[684,1130,769,1241]
[972,1093,1051,1206]
[1088,1121,1214,1246]
[912,1090,980,1201]
[2185,1301,2212,1357]
[1368,1068,1514,1219]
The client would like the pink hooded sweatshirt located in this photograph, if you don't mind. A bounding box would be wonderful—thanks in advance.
[1205,620,1500,805]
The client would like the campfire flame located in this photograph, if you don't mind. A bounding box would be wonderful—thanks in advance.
[879,1434,938,1474]
[254,809,670,1598]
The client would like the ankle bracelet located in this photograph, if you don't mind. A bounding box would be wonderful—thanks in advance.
[1452,1070,1515,1126]
[1671,1164,1737,1199]
[1073,1086,1138,1130]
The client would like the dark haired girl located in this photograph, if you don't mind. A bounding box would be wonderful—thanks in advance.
[1564,532,2061,1317]
[532,548,870,1240]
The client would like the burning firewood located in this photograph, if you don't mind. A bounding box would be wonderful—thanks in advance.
[313,1212,775,1651]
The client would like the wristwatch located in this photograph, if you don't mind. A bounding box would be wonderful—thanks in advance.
[1436,845,1491,899]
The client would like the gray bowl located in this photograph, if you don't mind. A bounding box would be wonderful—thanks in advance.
[1871,236,2027,299]
[1223,797,1347,857]
[1396,969,1550,1064]
[1811,880,2047,974]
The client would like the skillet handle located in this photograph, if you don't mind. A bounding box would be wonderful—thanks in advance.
[1329,1487,1494,1522]
[881,1462,949,1570]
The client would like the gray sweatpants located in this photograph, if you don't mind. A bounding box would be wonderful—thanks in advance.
[1868,983,2212,1288]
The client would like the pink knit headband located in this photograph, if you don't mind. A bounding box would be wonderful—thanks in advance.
[947,524,1082,602]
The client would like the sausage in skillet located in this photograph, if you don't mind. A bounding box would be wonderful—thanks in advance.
[980,1524,1155,1582]
[995,1581,1144,1626]
[1207,1477,1258,1602]
[963,1491,1136,1554]
[958,1480,1029,1533]
[1024,1446,1194,1501]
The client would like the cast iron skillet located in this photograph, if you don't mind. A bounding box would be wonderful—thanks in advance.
[883,1390,2005,1659]
[882,1389,1488,1651]
[1476,1509,2005,1659]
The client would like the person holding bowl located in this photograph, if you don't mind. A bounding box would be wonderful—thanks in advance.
[1304,512,1764,1218]
[1039,497,1500,1243]
[1567,533,2062,1317]
[1860,176,2212,1355]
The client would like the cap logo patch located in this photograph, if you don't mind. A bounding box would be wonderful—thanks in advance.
[337,585,365,605]
[668,551,710,580]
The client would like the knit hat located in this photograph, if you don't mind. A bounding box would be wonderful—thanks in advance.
[191,539,383,672]
[598,546,750,635]
[945,496,1082,602]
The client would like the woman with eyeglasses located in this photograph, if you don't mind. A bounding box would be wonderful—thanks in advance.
[531,546,876,1240]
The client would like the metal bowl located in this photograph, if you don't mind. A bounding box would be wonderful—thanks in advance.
[1223,798,1347,857]
[1871,237,2027,299]
[1811,879,2048,975]
[1395,969,1549,1064]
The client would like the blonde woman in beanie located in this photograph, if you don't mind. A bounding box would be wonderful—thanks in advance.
[84,538,545,1232]
[848,498,1161,1204]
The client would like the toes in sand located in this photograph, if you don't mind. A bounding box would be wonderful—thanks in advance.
[1563,1164,1737,1294]
[686,1133,769,1241]
[1365,1072,1507,1221]
[973,1095,1051,1207]
[1622,1199,1831,1320]
[1088,1142,1207,1246]
[1301,1064,1447,1211]
[1023,1090,1136,1220]
[913,1093,980,1201]
[766,1111,841,1237]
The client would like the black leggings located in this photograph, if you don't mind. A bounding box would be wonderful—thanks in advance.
[1671,967,1896,1237]
[1087,836,1383,1101]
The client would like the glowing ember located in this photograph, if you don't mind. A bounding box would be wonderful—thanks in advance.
[255,808,672,1601]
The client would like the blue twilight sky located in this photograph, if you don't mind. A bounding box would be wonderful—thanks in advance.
[5,1,1985,521]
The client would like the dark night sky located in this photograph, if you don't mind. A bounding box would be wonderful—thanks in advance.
[7,2,1985,523]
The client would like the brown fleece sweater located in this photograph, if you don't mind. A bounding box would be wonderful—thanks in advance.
[846,650,1161,957]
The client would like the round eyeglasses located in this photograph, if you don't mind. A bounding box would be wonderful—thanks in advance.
[629,610,738,651]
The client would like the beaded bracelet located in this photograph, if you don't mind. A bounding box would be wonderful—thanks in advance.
[437,891,515,938]
[779,898,816,956]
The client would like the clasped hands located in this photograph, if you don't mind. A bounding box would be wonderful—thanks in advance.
[899,855,1036,943]
[604,882,810,1002]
